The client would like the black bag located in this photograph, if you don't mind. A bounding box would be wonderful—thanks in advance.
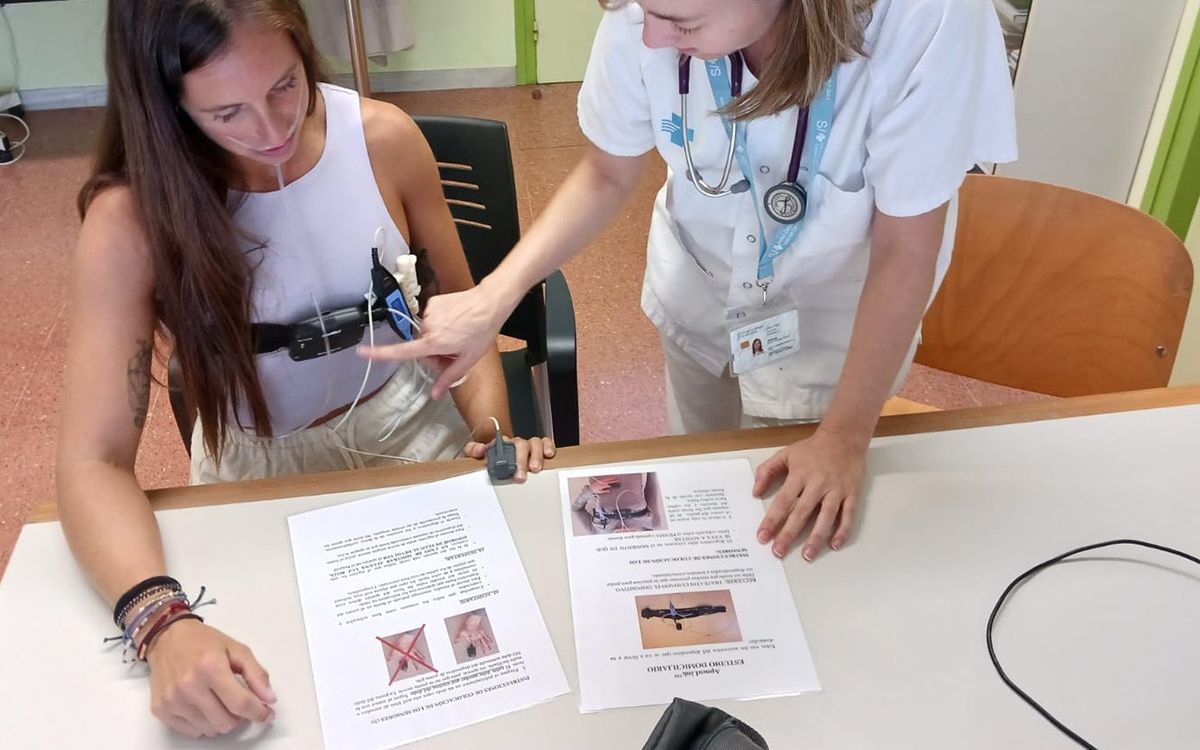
[641,698,769,750]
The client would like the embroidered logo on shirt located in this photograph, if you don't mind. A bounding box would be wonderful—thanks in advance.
[660,113,694,148]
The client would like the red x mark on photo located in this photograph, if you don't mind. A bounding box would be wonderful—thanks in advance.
[377,624,438,685]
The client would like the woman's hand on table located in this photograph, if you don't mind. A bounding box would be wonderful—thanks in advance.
[463,436,557,482]
[146,619,276,738]
[752,427,866,561]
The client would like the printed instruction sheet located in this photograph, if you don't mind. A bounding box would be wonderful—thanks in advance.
[560,459,820,711]
[289,472,568,750]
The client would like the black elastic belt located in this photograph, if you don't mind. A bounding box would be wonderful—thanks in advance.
[251,323,293,356]
[251,302,392,361]
[593,505,652,528]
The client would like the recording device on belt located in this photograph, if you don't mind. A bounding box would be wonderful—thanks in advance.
[251,244,418,361]
[247,236,520,480]
[370,247,415,341]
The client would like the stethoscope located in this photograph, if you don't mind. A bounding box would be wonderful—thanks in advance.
[678,51,811,225]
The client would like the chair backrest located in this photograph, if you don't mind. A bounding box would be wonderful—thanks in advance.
[916,175,1193,396]
[411,115,548,364]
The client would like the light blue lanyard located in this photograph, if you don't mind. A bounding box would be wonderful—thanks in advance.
[704,57,838,284]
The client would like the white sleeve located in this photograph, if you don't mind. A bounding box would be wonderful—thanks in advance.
[864,0,1018,217]
[577,7,657,158]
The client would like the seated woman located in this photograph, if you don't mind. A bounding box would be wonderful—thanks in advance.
[55,0,552,739]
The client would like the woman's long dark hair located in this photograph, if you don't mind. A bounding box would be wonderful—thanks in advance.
[78,0,327,460]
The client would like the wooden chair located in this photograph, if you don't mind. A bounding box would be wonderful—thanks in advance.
[915,174,1194,397]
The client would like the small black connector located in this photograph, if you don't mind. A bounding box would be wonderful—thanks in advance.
[486,436,518,481]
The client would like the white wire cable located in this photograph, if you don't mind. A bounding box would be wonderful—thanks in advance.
[326,438,420,464]
[612,489,641,531]
[0,112,27,143]
[482,416,502,441]
[371,305,475,439]
[329,286,377,433]
[374,305,473,443]
[320,303,426,466]
[264,163,338,440]
[251,301,490,467]
[0,112,29,166]
[337,225,404,437]
[455,416,504,459]
[233,177,339,444]
[376,307,436,442]
[242,211,474,462]
[258,290,338,443]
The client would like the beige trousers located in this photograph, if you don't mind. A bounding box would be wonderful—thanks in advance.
[661,333,811,435]
[190,367,470,484]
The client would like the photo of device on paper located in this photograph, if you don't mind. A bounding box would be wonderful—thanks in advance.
[445,608,498,664]
[567,472,667,536]
[377,625,437,685]
[635,590,742,650]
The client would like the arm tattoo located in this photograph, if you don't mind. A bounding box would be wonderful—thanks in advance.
[414,248,441,311]
[127,338,152,429]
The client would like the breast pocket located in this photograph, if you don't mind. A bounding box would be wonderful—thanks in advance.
[784,173,876,284]
[809,173,875,246]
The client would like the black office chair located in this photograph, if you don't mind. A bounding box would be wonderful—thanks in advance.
[412,114,578,446]
[168,116,579,453]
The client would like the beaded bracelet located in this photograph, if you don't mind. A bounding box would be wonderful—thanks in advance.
[104,585,217,662]
[116,585,182,630]
[114,577,182,628]
[136,606,198,662]
[123,590,187,645]
[106,591,185,662]
[117,585,178,628]
[128,592,190,645]
[133,601,189,654]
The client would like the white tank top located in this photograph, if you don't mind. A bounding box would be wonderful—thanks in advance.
[230,83,407,434]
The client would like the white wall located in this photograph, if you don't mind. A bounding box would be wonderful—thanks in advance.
[1,0,515,93]
[997,0,1188,202]
[534,0,603,83]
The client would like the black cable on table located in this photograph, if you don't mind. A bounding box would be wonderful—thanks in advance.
[986,539,1200,750]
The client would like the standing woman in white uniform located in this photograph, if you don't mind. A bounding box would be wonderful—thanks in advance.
[365,0,1018,560]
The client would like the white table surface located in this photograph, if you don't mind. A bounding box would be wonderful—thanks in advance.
[2,404,1199,749]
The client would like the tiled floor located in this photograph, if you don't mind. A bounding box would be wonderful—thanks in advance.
[0,82,1046,579]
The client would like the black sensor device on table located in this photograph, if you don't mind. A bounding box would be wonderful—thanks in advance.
[487,437,518,481]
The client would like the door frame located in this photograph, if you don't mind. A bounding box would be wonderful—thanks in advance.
[1143,13,1200,239]
[514,0,537,85]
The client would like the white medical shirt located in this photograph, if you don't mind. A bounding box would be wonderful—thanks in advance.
[578,0,1018,419]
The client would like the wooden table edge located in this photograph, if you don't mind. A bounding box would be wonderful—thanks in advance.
[28,386,1200,523]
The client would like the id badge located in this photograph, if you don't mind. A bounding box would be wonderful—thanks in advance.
[727,307,801,375]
